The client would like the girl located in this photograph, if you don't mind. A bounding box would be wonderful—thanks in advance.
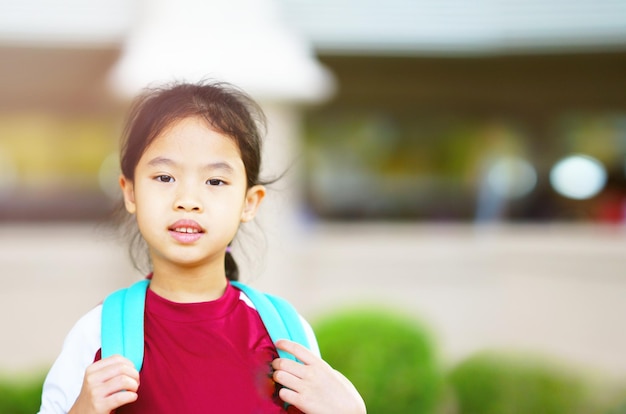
[38,82,366,414]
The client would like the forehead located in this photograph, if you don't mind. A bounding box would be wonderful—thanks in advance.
[141,116,243,163]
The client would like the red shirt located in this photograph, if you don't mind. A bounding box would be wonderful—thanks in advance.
[111,283,294,413]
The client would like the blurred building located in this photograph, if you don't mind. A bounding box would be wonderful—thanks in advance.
[279,0,626,222]
[0,0,625,222]
[1,0,626,384]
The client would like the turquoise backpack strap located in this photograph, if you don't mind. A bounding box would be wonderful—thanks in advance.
[101,279,149,372]
[101,279,309,372]
[265,293,311,351]
[229,281,311,362]
[231,281,310,409]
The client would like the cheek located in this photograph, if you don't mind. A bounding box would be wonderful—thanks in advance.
[132,195,164,232]
[215,193,247,218]
[134,183,168,210]
[134,210,155,236]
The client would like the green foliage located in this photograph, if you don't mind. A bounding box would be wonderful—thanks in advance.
[604,388,626,414]
[607,400,626,414]
[448,352,600,414]
[314,307,444,414]
[0,373,45,414]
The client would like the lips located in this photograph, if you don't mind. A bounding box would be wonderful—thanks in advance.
[172,226,200,234]
[168,219,205,243]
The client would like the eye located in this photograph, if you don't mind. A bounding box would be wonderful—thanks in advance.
[207,178,226,186]
[155,175,174,183]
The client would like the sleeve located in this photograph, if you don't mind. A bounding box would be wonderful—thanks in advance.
[38,305,103,414]
[298,315,321,358]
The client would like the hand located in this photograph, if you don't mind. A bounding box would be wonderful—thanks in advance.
[272,340,366,414]
[69,355,140,414]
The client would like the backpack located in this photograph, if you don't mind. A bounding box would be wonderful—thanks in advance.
[100,279,311,372]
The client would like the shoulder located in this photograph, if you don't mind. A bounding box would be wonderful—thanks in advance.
[39,305,102,414]
[63,305,102,350]
[234,284,320,358]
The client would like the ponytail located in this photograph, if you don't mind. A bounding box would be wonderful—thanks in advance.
[225,249,239,281]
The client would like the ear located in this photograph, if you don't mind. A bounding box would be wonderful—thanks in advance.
[119,174,137,214]
[241,185,266,222]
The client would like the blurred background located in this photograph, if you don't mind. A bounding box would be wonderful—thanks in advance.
[1,0,626,412]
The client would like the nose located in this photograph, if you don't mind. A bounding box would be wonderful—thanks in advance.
[174,185,203,212]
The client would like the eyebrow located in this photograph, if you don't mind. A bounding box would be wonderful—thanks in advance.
[147,156,176,167]
[146,157,236,174]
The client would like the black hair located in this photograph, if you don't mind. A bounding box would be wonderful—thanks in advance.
[118,80,268,281]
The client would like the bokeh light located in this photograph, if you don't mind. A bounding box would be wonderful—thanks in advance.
[486,156,537,200]
[550,154,607,200]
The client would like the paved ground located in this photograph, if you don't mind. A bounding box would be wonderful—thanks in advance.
[1,222,625,382]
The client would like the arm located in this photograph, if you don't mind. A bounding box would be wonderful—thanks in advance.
[38,305,140,414]
[39,306,102,413]
[272,340,366,414]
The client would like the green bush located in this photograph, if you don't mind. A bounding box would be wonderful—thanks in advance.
[0,373,45,414]
[604,388,626,414]
[607,400,626,414]
[314,307,444,414]
[448,352,600,414]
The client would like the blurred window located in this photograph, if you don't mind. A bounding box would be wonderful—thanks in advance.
[0,115,120,221]
[303,110,626,222]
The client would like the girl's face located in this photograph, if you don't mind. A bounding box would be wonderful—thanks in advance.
[119,116,265,273]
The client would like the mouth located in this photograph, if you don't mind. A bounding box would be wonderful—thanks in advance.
[170,226,202,234]
[168,220,205,242]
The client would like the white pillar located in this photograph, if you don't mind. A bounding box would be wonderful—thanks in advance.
[108,0,334,102]
[107,0,335,292]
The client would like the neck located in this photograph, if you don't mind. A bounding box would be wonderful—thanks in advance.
[149,261,228,303]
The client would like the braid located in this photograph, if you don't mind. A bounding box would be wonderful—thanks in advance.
[225,249,239,281]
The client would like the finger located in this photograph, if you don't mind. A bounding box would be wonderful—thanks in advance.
[87,357,139,384]
[272,364,304,391]
[271,357,307,380]
[99,389,138,412]
[94,355,136,370]
[103,371,140,395]
[275,340,320,365]
[85,370,139,402]
[278,386,303,408]
[85,355,139,381]
[86,367,139,394]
